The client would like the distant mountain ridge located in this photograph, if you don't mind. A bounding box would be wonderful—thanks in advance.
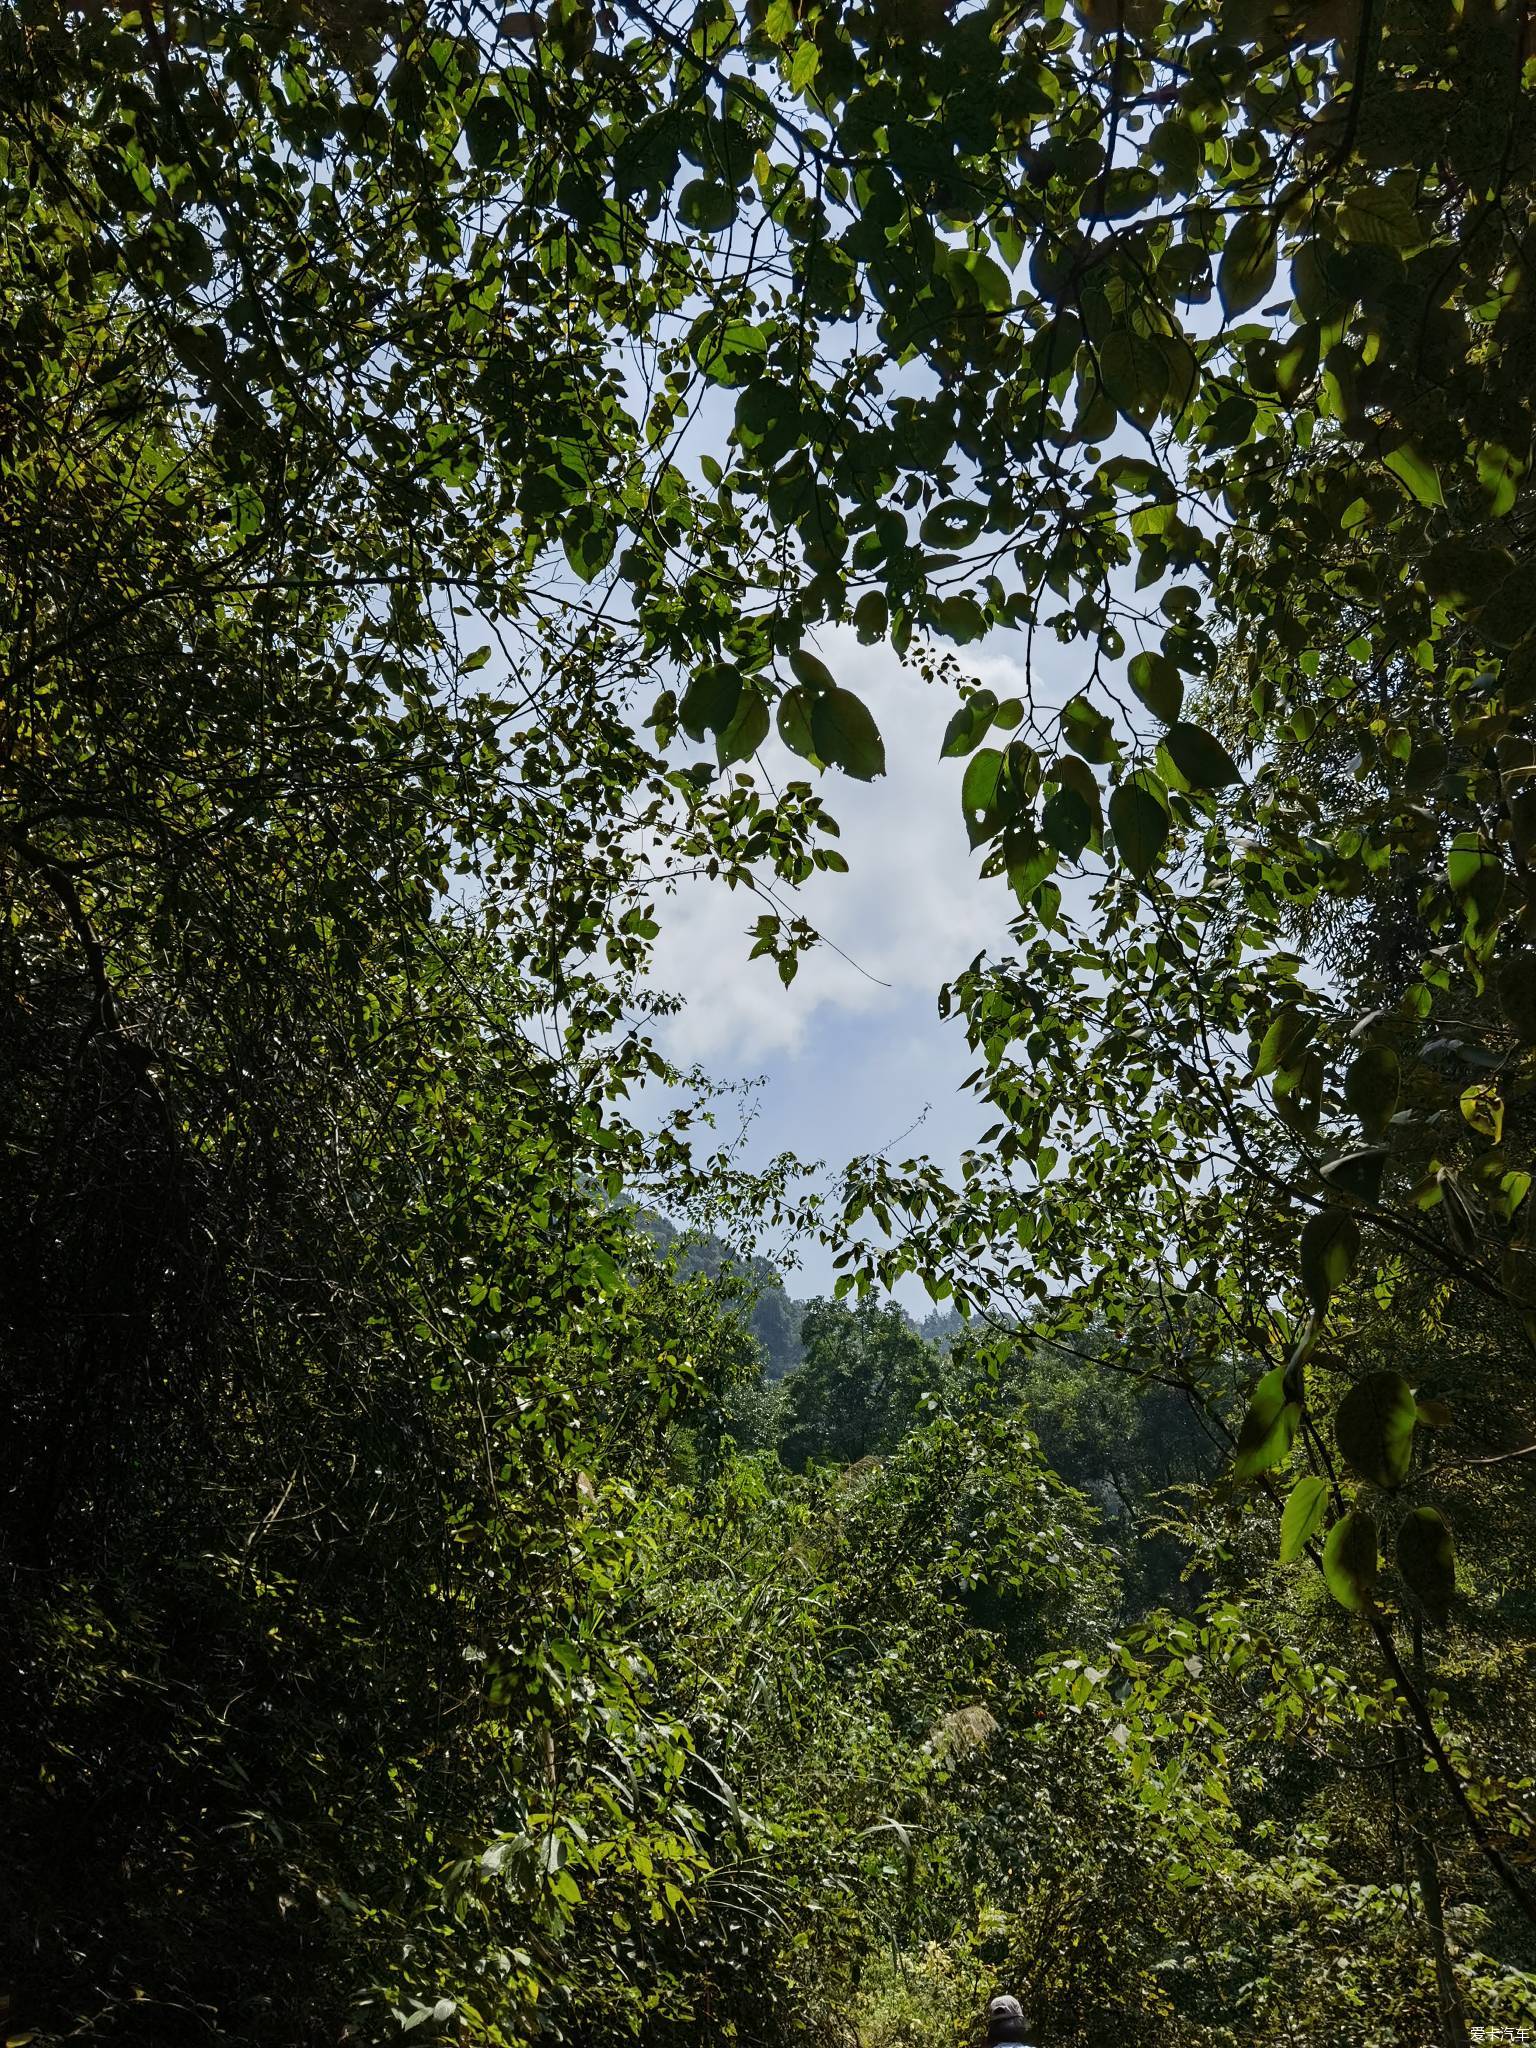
[635,1211,807,1378]
[635,1210,960,1380]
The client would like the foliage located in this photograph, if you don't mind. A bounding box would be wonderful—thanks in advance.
[639,1210,810,1378]
[6,0,1536,2039]
[778,1296,936,1469]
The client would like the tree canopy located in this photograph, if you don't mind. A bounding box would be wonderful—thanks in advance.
[3,0,1535,2041]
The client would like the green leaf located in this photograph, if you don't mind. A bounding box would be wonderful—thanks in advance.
[1396,1507,1455,1623]
[717,684,770,766]
[464,93,520,168]
[790,648,837,692]
[920,501,986,549]
[1477,441,1523,518]
[1152,114,1202,191]
[789,38,819,91]
[1344,1046,1400,1138]
[1275,326,1319,404]
[1159,330,1201,422]
[1042,785,1093,860]
[1161,721,1242,791]
[1421,539,1512,606]
[1218,213,1278,317]
[1098,329,1170,431]
[1300,1208,1360,1312]
[697,320,769,387]
[1101,165,1158,218]
[1127,651,1183,723]
[934,594,987,645]
[1233,1365,1302,1480]
[1255,1005,1316,1079]
[1335,1370,1417,1488]
[777,685,819,761]
[1338,180,1424,250]
[679,664,742,740]
[563,515,617,583]
[853,590,889,643]
[1323,1510,1379,1613]
[811,689,885,780]
[940,690,998,758]
[1293,239,1354,321]
[1108,774,1170,879]
[961,747,1007,846]
[1447,833,1504,923]
[1320,1148,1388,1204]
[679,179,736,233]
[1279,1475,1328,1563]
[1478,565,1536,648]
[1499,954,1536,1041]
[959,248,1013,312]
[1059,695,1118,765]
[1383,442,1443,509]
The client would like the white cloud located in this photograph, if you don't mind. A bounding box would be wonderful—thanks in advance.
[645,629,1030,1067]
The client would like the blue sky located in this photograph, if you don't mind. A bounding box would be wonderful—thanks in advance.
[642,621,1080,1300]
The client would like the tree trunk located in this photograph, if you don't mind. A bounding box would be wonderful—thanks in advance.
[1394,1617,1469,2048]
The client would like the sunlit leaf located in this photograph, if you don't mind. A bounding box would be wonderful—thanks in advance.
[1233,1365,1302,1479]
[1323,1510,1379,1612]
[1279,1475,1328,1563]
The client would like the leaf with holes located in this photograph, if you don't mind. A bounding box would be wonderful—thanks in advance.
[962,748,1008,848]
[921,501,986,549]
[1098,329,1170,431]
[811,689,885,780]
[1459,1083,1504,1144]
[1060,695,1118,765]
[777,685,818,762]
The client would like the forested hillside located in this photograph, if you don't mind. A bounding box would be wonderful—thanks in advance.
[3,0,1535,2044]
[639,1212,808,1375]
